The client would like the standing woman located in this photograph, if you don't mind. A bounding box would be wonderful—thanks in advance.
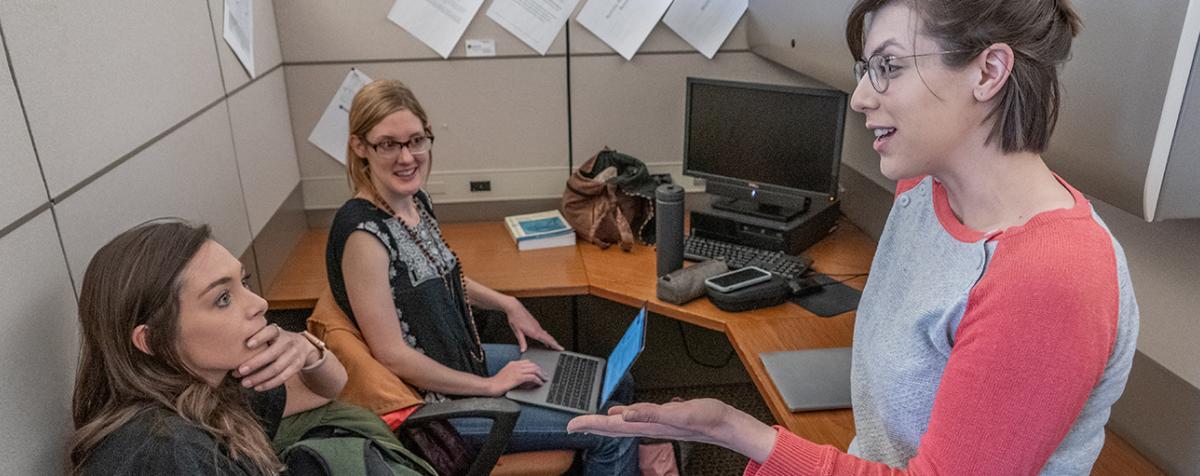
[570,1,1139,474]
[69,221,348,475]
[327,79,638,475]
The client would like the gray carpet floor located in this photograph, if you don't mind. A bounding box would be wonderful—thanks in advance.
[634,383,776,476]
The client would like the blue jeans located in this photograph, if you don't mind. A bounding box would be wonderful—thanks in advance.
[451,344,639,476]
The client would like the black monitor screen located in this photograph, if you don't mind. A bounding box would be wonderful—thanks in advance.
[685,79,846,196]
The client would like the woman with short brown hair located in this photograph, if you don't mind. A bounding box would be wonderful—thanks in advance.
[570,1,1138,474]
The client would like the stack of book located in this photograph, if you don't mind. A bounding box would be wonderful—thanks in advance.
[504,210,576,251]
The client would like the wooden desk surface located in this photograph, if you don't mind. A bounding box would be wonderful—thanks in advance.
[265,220,1161,473]
[265,228,330,310]
[580,219,874,332]
[266,224,589,309]
[441,222,589,298]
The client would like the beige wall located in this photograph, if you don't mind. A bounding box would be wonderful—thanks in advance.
[279,1,812,211]
[0,1,300,472]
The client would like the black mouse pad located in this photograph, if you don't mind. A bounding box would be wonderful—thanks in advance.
[790,274,862,317]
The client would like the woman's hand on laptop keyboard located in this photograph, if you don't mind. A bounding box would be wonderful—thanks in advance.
[488,359,548,396]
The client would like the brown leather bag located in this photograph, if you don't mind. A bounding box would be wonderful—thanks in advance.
[562,149,661,251]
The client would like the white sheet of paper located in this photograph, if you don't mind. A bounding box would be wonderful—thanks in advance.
[308,69,373,165]
[486,0,581,55]
[223,0,255,77]
[663,0,746,59]
[388,0,485,58]
[576,0,674,61]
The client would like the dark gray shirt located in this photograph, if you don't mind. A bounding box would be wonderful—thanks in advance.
[80,385,285,475]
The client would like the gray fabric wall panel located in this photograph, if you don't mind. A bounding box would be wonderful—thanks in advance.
[0,212,79,475]
[0,0,225,197]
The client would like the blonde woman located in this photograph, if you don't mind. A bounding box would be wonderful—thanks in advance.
[327,80,638,475]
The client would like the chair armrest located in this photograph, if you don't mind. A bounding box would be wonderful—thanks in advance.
[400,398,522,476]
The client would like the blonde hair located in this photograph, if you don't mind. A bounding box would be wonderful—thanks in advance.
[346,79,432,196]
[69,221,283,475]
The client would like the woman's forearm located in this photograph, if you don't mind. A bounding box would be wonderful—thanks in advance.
[463,277,518,312]
[378,346,499,396]
[298,349,347,399]
[714,405,780,464]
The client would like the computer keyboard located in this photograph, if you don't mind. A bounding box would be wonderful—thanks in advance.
[683,235,812,281]
[546,353,599,411]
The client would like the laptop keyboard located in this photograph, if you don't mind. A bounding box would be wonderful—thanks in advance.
[546,354,599,411]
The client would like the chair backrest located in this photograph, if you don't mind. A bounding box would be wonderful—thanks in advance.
[307,288,424,414]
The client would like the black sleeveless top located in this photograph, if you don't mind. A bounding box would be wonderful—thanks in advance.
[326,192,486,401]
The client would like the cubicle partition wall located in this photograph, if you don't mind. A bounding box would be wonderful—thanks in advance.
[0,1,303,473]
[279,1,841,219]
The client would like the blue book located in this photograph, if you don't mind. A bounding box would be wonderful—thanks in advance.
[504,210,576,250]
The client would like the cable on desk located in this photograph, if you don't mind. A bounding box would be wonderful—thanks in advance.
[675,320,736,369]
[819,273,869,286]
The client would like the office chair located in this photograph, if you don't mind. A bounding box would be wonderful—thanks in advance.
[306,288,574,476]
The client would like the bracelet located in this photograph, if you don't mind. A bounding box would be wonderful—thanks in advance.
[300,330,328,372]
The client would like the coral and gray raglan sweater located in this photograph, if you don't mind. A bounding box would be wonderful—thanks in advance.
[745,176,1139,475]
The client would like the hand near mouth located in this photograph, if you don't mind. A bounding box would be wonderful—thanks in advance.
[232,324,317,391]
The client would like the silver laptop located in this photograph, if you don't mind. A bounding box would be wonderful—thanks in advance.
[506,305,647,414]
[760,346,852,411]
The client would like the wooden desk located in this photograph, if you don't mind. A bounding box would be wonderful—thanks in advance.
[265,224,590,309]
[441,222,589,298]
[265,220,1162,473]
[266,229,330,310]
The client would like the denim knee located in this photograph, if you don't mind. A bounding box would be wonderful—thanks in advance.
[583,433,640,476]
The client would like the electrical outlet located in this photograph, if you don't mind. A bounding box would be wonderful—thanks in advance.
[469,180,491,192]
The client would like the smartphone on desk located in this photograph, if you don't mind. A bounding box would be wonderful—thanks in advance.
[704,266,772,293]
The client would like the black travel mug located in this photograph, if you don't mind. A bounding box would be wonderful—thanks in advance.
[656,184,685,277]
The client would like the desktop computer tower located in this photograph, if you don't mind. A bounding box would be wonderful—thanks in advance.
[689,195,840,256]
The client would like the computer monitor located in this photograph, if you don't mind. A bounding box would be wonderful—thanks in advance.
[684,78,847,221]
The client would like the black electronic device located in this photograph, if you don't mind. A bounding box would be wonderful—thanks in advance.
[689,193,840,257]
[704,266,773,293]
[683,77,847,222]
[683,234,812,281]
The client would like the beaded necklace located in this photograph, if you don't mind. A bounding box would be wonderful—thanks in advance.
[370,191,485,364]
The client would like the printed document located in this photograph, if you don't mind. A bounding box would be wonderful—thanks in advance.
[576,0,673,60]
[663,0,746,59]
[487,0,581,55]
[308,69,373,165]
[388,0,485,58]
[223,0,255,77]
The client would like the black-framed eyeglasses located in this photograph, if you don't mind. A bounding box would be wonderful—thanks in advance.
[853,49,975,93]
[361,134,435,157]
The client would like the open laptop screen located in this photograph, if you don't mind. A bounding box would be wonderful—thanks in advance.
[600,307,647,405]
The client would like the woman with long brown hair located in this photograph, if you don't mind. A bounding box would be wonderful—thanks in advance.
[69,220,348,474]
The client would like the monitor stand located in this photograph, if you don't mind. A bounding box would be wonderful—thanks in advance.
[712,197,811,222]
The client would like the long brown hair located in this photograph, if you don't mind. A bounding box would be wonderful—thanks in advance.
[346,79,433,197]
[846,0,1082,154]
[69,221,282,474]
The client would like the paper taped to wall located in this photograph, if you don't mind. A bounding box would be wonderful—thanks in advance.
[223,0,255,77]
[576,0,673,61]
[308,69,373,166]
[388,0,485,59]
[487,0,581,55]
[663,0,746,59]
